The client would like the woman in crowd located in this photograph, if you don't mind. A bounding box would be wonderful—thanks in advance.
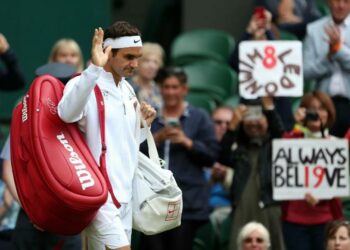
[128,42,164,110]
[237,221,271,250]
[48,38,84,73]
[282,91,343,250]
[325,220,350,250]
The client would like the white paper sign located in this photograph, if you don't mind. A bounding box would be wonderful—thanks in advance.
[272,139,349,200]
[239,41,303,99]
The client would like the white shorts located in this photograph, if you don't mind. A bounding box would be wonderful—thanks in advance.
[84,196,132,249]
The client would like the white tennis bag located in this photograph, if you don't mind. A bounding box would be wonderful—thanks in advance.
[132,120,183,235]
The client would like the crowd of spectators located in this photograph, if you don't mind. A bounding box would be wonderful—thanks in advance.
[0,0,350,249]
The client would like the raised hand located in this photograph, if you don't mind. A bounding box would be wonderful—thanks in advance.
[0,33,9,54]
[229,105,247,130]
[91,27,112,67]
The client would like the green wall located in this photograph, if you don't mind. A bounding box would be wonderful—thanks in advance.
[0,0,110,121]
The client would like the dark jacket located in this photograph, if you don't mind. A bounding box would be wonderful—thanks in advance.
[219,109,285,209]
[141,105,219,220]
[0,49,26,91]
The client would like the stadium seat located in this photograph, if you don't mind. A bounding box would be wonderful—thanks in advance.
[192,221,216,250]
[183,61,238,103]
[219,215,233,250]
[186,92,217,113]
[279,30,299,41]
[224,95,240,108]
[171,29,235,65]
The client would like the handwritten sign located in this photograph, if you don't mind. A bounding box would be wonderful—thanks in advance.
[239,41,303,99]
[272,139,349,200]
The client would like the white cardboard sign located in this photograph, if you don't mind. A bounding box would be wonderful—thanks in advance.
[239,41,303,99]
[272,139,349,200]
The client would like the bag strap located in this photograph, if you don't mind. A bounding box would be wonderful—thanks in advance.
[140,119,162,168]
[94,85,121,208]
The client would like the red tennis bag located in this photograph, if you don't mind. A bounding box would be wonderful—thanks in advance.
[10,75,108,235]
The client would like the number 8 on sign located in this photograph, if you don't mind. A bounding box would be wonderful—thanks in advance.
[263,46,277,69]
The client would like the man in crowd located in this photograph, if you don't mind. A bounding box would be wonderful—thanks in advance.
[303,0,350,137]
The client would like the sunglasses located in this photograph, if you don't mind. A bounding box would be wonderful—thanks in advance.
[214,120,230,126]
[243,237,265,244]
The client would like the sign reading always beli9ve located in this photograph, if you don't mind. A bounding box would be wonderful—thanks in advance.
[239,41,303,99]
[272,139,349,200]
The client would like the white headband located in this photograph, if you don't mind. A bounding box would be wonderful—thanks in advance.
[103,36,142,49]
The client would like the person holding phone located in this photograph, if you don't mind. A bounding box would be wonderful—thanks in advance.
[282,91,342,250]
[138,67,219,250]
[229,7,295,131]
[219,97,286,250]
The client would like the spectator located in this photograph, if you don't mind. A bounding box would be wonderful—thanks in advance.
[325,220,350,250]
[303,0,350,137]
[139,67,219,250]
[48,38,84,73]
[205,106,234,242]
[282,91,343,250]
[230,9,295,131]
[277,0,322,39]
[219,97,286,250]
[0,33,25,91]
[128,42,164,111]
[237,221,271,250]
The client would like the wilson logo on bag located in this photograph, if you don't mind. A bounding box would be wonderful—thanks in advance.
[10,75,108,235]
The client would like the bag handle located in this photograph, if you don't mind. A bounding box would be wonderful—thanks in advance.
[140,117,162,168]
[94,85,121,208]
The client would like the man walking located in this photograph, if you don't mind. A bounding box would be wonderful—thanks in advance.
[58,21,156,250]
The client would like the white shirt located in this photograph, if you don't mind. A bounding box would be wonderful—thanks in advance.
[58,64,146,203]
[329,15,350,96]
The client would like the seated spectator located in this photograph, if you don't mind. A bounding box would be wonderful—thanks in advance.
[282,91,343,250]
[139,67,219,250]
[276,0,322,39]
[303,0,350,137]
[204,106,234,241]
[325,220,350,250]
[219,97,286,250]
[0,33,26,91]
[237,221,271,250]
[128,42,164,110]
[48,38,84,73]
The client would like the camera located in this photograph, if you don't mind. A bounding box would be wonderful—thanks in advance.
[305,110,319,122]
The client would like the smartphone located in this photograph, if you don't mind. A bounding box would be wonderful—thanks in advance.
[244,105,263,121]
[166,118,180,127]
[254,6,266,20]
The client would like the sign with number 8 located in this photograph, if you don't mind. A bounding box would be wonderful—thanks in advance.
[239,41,303,99]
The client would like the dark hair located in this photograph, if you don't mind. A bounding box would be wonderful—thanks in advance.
[104,21,141,56]
[299,90,336,128]
[156,67,187,85]
[104,21,141,39]
[325,220,350,247]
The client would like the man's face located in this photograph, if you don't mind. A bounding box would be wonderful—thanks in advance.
[243,115,268,139]
[212,108,233,141]
[107,47,142,78]
[160,76,188,108]
[329,0,350,23]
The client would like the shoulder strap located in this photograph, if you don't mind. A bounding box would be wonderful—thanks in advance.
[94,85,121,208]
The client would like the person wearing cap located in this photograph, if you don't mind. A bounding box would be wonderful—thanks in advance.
[58,21,156,250]
[219,97,286,250]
